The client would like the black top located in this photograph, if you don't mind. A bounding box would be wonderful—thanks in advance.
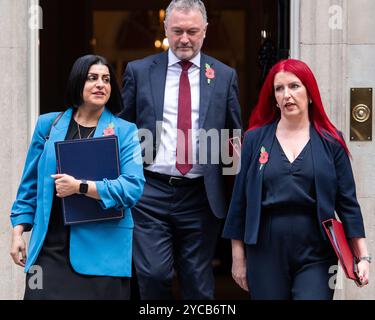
[66,116,96,140]
[262,138,316,209]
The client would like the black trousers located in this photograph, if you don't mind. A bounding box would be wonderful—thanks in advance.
[132,173,221,300]
[245,208,338,300]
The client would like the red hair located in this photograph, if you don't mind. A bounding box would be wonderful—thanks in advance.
[248,59,350,155]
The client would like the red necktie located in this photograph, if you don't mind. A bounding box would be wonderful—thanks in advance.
[176,61,193,175]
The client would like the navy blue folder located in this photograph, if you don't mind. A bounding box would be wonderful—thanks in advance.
[55,136,123,225]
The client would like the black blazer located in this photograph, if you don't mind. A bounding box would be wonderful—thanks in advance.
[222,121,365,244]
[120,51,243,218]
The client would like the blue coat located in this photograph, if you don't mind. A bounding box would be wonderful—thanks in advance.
[10,108,145,277]
[120,51,243,218]
[222,121,365,245]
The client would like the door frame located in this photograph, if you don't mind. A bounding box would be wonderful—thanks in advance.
[290,0,300,59]
[28,0,40,140]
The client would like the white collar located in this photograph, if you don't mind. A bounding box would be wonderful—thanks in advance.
[168,49,201,68]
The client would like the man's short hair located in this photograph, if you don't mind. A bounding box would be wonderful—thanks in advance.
[165,0,207,25]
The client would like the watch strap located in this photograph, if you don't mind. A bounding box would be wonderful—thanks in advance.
[79,179,88,194]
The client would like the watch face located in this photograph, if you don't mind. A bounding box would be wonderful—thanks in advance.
[79,182,88,194]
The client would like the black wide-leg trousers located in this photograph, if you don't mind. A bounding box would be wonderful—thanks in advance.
[246,208,338,300]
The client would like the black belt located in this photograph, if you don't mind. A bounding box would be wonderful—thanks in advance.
[144,170,204,187]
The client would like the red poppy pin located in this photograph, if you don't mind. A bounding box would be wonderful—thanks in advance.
[205,63,215,84]
[103,122,115,136]
[259,146,269,170]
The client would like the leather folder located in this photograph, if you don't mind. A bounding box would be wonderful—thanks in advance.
[322,219,360,285]
[55,136,123,225]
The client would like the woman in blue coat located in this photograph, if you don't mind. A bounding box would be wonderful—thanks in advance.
[10,55,145,299]
[223,59,370,300]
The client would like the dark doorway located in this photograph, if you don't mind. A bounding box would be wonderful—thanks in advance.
[39,0,290,299]
[39,0,92,114]
[40,0,289,128]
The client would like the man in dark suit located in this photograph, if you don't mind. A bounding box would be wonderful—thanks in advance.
[120,0,242,299]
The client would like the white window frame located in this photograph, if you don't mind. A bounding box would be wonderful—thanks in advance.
[28,0,40,141]
[290,0,300,59]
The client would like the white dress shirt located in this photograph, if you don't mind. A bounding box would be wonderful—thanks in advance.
[146,49,204,178]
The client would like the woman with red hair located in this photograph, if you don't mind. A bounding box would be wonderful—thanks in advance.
[223,59,370,300]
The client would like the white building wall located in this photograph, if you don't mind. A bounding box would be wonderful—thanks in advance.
[0,0,33,299]
[298,0,375,299]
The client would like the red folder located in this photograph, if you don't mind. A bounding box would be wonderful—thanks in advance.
[322,219,360,285]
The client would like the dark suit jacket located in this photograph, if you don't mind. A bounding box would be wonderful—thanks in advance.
[120,51,242,218]
[222,121,365,244]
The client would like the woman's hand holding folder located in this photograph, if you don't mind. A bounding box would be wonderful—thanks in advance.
[350,238,370,286]
[52,174,101,200]
[52,174,80,198]
[323,219,370,287]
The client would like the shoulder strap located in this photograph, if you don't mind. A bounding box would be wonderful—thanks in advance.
[45,111,64,141]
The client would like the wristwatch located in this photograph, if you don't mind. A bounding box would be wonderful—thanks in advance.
[357,256,372,263]
[79,179,88,194]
